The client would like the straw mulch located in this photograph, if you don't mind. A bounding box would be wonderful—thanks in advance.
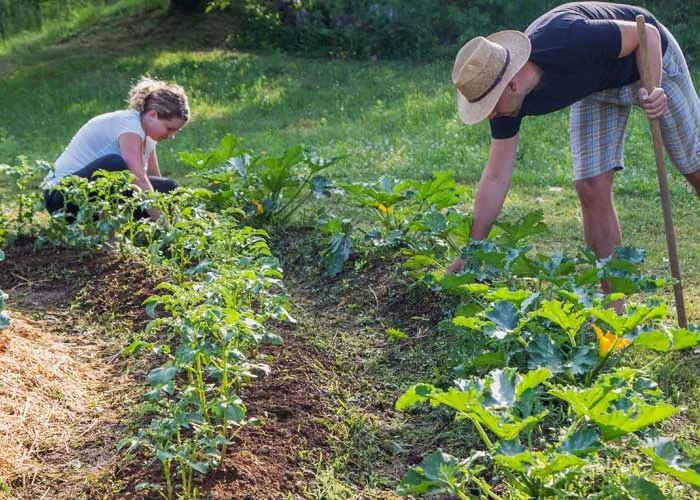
[0,311,129,497]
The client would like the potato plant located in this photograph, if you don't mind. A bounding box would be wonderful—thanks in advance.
[0,156,51,241]
[27,167,292,498]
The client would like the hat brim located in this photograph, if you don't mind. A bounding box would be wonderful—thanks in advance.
[456,31,531,125]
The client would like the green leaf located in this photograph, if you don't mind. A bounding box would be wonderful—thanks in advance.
[485,288,532,304]
[486,301,519,331]
[557,428,601,457]
[404,254,435,270]
[453,316,487,330]
[396,383,434,411]
[494,449,586,478]
[469,351,506,369]
[135,482,164,492]
[265,333,284,345]
[516,368,552,399]
[590,304,668,337]
[568,344,597,375]
[321,229,354,277]
[624,476,667,500]
[121,339,150,357]
[212,400,246,423]
[537,300,586,344]
[494,449,535,473]
[616,246,646,264]
[550,377,678,440]
[463,283,490,294]
[397,450,462,495]
[156,449,176,461]
[143,296,160,319]
[487,368,518,407]
[147,366,179,387]
[527,334,565,374]
[0,311,10,329]
[536,453,587,477]
[634,328,700,352]
[494,209,548,246]
[644,438,700,487]
[438,273,477,295]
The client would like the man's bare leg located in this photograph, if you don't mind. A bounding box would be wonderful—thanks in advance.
[575,170,624,312]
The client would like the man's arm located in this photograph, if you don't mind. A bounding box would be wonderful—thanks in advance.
[470,134,519,239]
[615,20,666,119]
[447,134,519,273]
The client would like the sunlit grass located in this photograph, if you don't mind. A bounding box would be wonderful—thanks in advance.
[0,0,166,57]
[0,4,699,324]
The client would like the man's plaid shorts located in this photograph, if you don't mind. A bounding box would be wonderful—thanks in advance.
[570,27,700,180]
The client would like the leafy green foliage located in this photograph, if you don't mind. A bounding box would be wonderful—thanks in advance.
[25,158,295,498]
[319,171,471,276]
[0,156,51,241]
[398,210,699,498]
[550,370,678,441]
[396,450,465,496]
[179,133,341,226]
[398,367,551,441]
[318,216,353,277]
[644,438,700,487]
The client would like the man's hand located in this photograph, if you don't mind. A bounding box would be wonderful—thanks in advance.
[638,87,667,119]
[446,257,466,274]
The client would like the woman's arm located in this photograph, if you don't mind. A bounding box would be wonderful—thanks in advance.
[119,133,164,222]
[119,133,154,191]
[146,149,162,177]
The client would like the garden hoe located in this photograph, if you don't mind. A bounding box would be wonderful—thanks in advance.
[635,15,687,328]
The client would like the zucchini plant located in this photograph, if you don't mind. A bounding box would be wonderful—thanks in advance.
[397,212,700,498]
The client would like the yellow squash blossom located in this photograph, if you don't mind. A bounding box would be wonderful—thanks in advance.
[593,324,632,357]
[377,203,394,215]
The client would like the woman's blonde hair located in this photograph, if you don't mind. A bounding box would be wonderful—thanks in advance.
[128,76,190,122]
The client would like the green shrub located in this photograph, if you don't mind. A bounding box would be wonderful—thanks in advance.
[210,0,700,60]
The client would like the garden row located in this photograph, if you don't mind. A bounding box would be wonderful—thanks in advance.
[184,136,700,498]
[2,133,700,498]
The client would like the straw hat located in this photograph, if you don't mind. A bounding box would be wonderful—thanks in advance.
[452,31,531,124]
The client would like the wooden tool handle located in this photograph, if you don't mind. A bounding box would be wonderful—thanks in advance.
[635,16,654,93]
[635,15,688,328]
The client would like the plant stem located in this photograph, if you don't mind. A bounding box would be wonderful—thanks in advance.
[471,420,493,450]
[277,189,313,224]
[472,476,507,500]
[276,174,313,222]
[642,352,668,371]
[195,353,209,422]
[162,459,173,500]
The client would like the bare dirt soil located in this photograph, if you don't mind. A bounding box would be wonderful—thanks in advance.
[0,232,451,499]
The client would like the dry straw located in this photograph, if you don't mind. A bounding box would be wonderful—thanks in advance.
[0,311,129,497]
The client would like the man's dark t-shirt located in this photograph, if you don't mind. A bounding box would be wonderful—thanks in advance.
[489,2,669,139]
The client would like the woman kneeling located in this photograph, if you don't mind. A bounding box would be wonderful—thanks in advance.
[43,76,190,222]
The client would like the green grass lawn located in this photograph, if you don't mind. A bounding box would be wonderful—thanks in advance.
[2,3,698,322]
